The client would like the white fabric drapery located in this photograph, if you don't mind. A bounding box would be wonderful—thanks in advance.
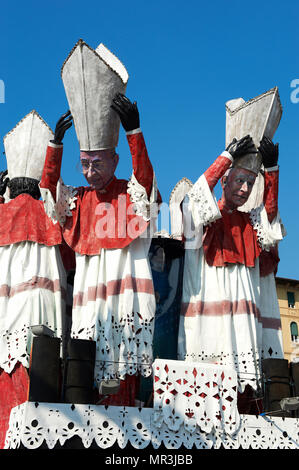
[178,174,284,392]
[0,241,66,373]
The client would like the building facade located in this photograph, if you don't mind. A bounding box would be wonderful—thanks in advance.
[275,277,299,363]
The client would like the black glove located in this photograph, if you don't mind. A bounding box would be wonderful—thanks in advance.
[0,170,8,196]
[51,110,73,145]
[258,136,279,168]
[111,93,140,132]
[226,134,257,160]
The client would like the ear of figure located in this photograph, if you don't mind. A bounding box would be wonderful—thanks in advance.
[221,175,228,188]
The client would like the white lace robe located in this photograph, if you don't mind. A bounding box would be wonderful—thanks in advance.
[0,242,66,373]
[178,174,285,393]
[41,171,158,384]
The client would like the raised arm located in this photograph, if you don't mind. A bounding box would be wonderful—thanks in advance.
[204,135,257,190]
[111,93,154,198]
[204,152,233,190]
[39,111,73,200]
[258,136,279,223]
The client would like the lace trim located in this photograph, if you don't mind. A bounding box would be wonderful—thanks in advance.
[127,173,158,222]
[178,352,261,394]
[72,308,155,382]
[187,174,221,229]
[39,178,77,225]
[5,402,299,450]
[153,359,240,435]
[39,187,58,224]
[55,179,78,224]
[250,205,286,251]
[0,323,61,373]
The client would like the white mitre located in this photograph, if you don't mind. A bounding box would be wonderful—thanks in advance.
[3,110,54,181]
[225,87,283,211]
[61,39,129,151]
[226,87,282,146]
[169,177,193,239]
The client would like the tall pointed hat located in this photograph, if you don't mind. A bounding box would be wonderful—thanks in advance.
[225,86,283,174]
[61,39,129,151]
[169,177,193,239]
[3,110,54,180]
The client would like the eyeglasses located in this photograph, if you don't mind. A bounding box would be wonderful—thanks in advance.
[81,160,103,171]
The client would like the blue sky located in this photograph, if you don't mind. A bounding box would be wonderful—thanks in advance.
[0,0,298,279]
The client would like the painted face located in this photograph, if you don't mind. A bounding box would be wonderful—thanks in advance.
[222,167,256,210]
[80,149,119,190]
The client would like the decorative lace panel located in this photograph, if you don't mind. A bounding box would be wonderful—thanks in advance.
[152,415,299,449]
[94,308,155,381]
[127,172,158,222]
[5,402,299,450]
[0,321,62,374]
[39,178,77,226]
[55,179,78,224]
[5,402,152,450]
[0,326,30,373]
[187,174,221,227]
[39,187,58,224]
[73,307,155,383]
[178,350,262,394]
[250,205,286,251]
[152,359,240,435]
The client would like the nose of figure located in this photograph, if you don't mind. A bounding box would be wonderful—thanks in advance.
[87,166,94,178]
[240,181,248,193]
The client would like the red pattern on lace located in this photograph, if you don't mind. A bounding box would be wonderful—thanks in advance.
[153,359,240,434]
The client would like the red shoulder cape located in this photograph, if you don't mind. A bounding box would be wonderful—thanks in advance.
[62,177,149,255]
[0,194,62,247]
[203,208,261,268]
[202,205,279,276]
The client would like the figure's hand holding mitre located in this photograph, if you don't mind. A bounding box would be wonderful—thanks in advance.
[111,93,140,132]
[51,110,73,145]
[0,169,9,196]
[258,136,279,168]
[226,135,257,160]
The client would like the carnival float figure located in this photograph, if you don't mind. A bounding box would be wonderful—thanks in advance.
[178,88,285,412]
[0,111,67,447]
[40,40,160,405]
